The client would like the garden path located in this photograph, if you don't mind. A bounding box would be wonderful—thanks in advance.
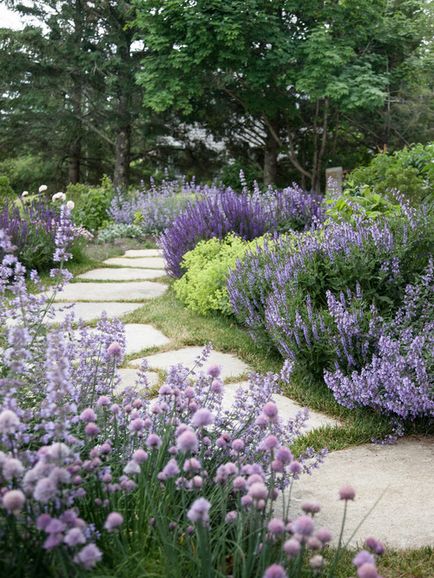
[62,249,434,550]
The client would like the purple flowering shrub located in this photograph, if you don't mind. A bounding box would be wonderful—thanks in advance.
[161,184,323,277]
[0,219,385,577]
[0,200,86,272]
[109,176,220,235]
[324,262,434,419]
[228,209,433,420]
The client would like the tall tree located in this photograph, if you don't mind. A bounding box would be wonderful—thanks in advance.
[134,0,431,190]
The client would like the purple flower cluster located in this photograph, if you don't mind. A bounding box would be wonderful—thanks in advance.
[228,209,433,420]
[325,262,434,419]
[161,185,323,277]
[0,222,387,575]
[109,176,221,234]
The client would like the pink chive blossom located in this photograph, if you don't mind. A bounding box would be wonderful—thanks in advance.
[353,551,376,568]
[64,528,86,546]
[225,511,238,523]
[276,447,293,464]
[36,513,52,530]
[267,518,285,535]
[259,435,279,451]
[80,408,96,422]
[231,439,245,452]
[283,537,301,557]
[207,364,221,378]
[263,564,288,578]
[97,396,110,407]
[309,555,324,569]
[160,459,180,480]
[292,515,314,537]
[84,422,100,437]
[2,489,25,513]
[307,536,322,550]
[107,341,122,358]
[0,409,20,433]
[2,457,24,480]
[211,379,223,393]
[364,537,385,555]
[176,429,198,453]
[233,476,247,491]
[241,495,253,508]
[33,477,57,503]
[302,501,321,515]
[289,461,302,475]
[357,563,380,578]
[129,418,145,432]
[132,449,148,463]
[146,433,162,449]
[191,408,214,428]
[262,401,278,420]
[124,460,141,475]
[248,482,268,501]
[104,512,124,532]
[43,533,63,550]
[187,497,211,525]
[339,484,356,501]
[315,527,332,544]
[45,519,66,533]
[74,543,103,569]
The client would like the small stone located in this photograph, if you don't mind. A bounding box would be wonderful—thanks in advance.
[103,257,166,269]
[123,249,162,257]
[50,302,142,324]
[129,347,249,380]
[53,281,167,302]
[116,368,159,393]
[77,268,166,281]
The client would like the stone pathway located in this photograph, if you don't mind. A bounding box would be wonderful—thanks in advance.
[59,246,433,550]
[103,256,166,269]
[77,268,166,281]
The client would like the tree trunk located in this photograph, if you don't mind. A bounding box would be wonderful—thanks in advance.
[113,39,132,190]
[263,122,278,186]
[68,136,81,184]
[114,123,131,189]
[68,0,84,184]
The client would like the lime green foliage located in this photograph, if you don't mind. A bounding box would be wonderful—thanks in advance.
[174,234,265,315]
[67,175,114,232]
[325,186,403,223]
[347,143,434,204]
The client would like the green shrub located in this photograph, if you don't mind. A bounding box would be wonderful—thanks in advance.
[97,223,145,243]
[0,176,14,207]
[68,176,114,232]
[324,186,403,223]
[173,234,266,315]
[345,143,434,204]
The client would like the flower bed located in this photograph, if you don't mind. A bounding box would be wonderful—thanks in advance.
[0,214,385,577]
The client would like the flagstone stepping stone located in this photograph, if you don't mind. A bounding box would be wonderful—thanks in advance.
[123,249,162,257]
[50,302,142,323]
[77,268,166,281]
[116,368,159,392]
[129,346,250,380]
[103,257,166,269]
[281,436,434,548]
[123,324,170,355]
[223,382,339,432]
[53,281,167,302]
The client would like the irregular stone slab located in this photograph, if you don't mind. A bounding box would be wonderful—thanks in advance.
[103,257,166,269]
[223,383,339,432]
[123,249,162,258]
[53,281,167,302]
[129,346,250,380]
[77,268,166,281]
[123,324,170,355]
[116,368,159,393]
[282,436,434,548]
[50,302,142,324]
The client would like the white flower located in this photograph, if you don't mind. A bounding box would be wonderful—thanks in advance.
[38,185,48,193]
[21,191,29,198]
[52,192,66,202]
[66,200,75,210]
